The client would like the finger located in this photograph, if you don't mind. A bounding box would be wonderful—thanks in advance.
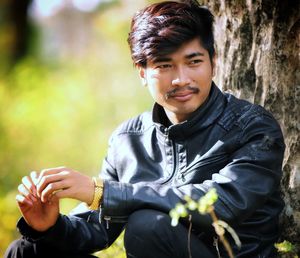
[36,172,69,197]
[16,194,33,206]
[18,184,29,196]
[30,171,39,186]
[37,166,67,183]
[40,181,69,203]
[22,175,37,197]
[17,184,36,203]
[53,188,72,200]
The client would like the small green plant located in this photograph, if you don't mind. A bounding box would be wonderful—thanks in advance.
[169,188,241,258]
[275,240,298,258]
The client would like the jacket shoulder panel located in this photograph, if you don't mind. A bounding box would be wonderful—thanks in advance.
[218,93,274,131]
[113,111,153,137]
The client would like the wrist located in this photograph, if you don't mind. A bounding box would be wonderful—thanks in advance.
[88,177,104,210]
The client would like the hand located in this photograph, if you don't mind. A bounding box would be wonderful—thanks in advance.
[16,171,59,232]
[36,166,95,205]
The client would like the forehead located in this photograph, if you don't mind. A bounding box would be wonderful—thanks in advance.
[150,38,207,63]
[171,38,206,56]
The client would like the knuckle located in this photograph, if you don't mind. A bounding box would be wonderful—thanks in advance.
[61,170,70,176]
[48,183,54,190]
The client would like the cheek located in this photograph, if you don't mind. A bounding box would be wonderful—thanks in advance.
[147,82,164,102]
[194,72,213,87]
[147,76,168,95]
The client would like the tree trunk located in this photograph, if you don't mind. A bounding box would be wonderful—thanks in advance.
[202,0,300,252]
[9,0,32,64]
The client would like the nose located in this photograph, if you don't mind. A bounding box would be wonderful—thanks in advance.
[171,66,191,87]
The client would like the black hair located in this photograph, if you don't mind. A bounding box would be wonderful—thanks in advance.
[128,0,215,67]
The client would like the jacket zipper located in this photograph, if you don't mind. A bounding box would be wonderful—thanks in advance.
[161,128,179,185]
[102,215,128,229]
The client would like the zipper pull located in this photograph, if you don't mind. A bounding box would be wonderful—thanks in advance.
[104,216,111,229]
[164,128,169,137]
[98,207,102,224]
[164,128,171,146]
[181,173,186,182]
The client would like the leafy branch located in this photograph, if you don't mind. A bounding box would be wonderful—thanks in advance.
[169,188,241,258]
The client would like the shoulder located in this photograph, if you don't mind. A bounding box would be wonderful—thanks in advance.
[111,111,154,138]
[222,93,284,146]
[220,92,280,131]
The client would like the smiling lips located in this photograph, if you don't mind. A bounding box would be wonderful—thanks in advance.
[165,86,200,101]
[173,92,195,102]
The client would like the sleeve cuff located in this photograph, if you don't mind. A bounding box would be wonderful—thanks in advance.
[17,215,64,242]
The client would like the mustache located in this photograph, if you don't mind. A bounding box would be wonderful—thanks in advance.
[165,86,200,99]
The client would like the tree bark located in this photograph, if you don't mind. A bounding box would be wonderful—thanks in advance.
[202,0,300,252]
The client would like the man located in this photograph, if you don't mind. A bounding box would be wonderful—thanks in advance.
[5,0,285,257]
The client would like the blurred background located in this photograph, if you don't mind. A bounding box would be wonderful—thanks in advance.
[0,0,158,256]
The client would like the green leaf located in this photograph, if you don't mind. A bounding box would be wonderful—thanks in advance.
[275,240,294,253]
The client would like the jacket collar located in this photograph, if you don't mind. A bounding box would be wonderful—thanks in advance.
[152,82,227,140]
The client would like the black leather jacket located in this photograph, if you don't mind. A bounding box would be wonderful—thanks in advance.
[18,83,285,257]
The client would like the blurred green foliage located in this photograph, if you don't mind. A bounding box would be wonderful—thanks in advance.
[0,1,153,256]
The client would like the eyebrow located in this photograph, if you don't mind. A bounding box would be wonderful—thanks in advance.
[153,57,172,63]
[153,52,205,64]
[185,52,205,59]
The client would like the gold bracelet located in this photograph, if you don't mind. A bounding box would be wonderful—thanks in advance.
[88,177,104,210]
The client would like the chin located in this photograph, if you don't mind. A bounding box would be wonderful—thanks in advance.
[173,107,197,117]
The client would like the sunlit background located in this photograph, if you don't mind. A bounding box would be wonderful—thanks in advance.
[0,0,159,256]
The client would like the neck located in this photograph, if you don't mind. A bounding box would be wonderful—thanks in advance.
[164,109,190,125]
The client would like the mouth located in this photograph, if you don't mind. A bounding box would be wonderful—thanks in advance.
[172,92,195,102]
[165,86,199,102]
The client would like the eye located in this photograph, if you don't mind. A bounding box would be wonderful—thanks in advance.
[156,64,172,69]
[189,59,203,65]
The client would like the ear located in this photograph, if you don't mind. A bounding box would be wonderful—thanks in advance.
[138,66,147,86]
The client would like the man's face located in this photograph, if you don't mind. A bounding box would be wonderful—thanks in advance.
[138,38,215,124]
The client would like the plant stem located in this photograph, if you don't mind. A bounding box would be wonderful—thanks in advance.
[188,215,192,258]
[210,209,234,258]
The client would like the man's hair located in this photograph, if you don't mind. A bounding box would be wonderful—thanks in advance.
[128,0,215,67]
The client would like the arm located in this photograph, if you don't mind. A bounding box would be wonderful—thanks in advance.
[16,206,124,253]
[16,162,124,253]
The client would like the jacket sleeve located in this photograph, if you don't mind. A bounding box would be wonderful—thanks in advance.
[101,111,285,231]
[17,136,125,253]
[17,207,124,253]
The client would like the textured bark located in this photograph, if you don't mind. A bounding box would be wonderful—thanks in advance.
[201,0,300,252]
